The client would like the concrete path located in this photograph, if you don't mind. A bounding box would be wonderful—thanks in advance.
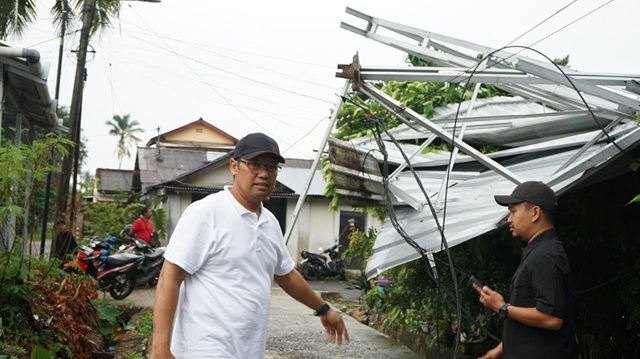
[124,281,420,359]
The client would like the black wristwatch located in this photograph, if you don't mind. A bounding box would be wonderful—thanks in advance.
[499,303,510,318]
[313,303,331,316]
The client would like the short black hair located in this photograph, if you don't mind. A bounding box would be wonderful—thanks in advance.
[55,220,67,226]
[523,202,556,225]
[141,206,151,216]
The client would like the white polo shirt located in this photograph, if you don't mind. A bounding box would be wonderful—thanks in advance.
[165,187,295,358]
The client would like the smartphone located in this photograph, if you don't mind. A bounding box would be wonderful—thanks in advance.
[470,275,483,288]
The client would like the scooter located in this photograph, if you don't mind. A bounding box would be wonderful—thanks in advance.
[63,240,144,300]
[299,243,348,281]
[119,237,165,288]
[118,225,165,288]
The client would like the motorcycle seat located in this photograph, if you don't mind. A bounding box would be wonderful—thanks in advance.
[145,248,165,261]
[105,252,142,268]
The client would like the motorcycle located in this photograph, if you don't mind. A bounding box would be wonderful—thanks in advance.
[120,237,165,288]
[299,243,348,281]
[63,236,144,300]
[119,224,165,288]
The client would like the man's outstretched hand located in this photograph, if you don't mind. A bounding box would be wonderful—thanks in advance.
[320,309,350,345]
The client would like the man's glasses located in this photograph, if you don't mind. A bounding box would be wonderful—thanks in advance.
[237,159,281,174]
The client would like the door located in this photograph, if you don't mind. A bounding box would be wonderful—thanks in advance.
[338,211,366,270]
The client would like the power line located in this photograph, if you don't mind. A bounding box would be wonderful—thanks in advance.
[504,0,578,47]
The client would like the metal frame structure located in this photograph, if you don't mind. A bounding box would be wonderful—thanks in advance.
[326,8,640,278]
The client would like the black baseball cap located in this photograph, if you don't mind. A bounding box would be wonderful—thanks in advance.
[494,181,557,212]
[233,133,285,163]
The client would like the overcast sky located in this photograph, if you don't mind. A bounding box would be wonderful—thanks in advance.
[10,0,640,175]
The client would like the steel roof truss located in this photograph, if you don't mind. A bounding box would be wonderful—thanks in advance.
[548,126,640,187]
[517,59,640,115]
[554,116,628,173]
[358,67,637,87]
[360,82,524,185]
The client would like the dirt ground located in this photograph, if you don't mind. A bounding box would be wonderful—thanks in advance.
[113,307,153,359]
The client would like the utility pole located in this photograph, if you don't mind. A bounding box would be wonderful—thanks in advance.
[53,0,161,229]
[40,0,69,257]
[54,0,96,227]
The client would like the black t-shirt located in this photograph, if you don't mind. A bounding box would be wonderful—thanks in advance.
[503,228,574,358]
[53,231,78,261]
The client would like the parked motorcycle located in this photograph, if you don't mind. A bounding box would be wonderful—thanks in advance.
[299,243,347,281]
[121,237,165,288]
[119,225,165,288]
[63,238,144,300]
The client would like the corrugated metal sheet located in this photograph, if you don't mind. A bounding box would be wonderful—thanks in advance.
[96,169,133,192]
[143,155,327,198]
[334,8,640,278]
[277,159,326,196]
[362,126,640,278]
[137,147,212,192]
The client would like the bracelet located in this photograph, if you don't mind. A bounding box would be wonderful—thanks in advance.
[313,303,331,316]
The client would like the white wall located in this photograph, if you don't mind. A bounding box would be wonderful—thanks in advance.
[284,197,309,264]
[307,199,336,252]
[166,192,196,240]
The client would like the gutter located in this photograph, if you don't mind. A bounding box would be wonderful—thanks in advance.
[0,46,57,128]
[0,46,44,77]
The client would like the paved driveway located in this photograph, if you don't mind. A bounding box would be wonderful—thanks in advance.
[125,280,420,359]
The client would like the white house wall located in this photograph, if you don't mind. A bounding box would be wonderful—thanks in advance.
[285,197,309,263]
[188,165,233,188]
[285,197,334,262]
[165,192,198,241]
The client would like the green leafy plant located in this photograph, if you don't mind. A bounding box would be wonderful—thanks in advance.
[29,346,55,359]
[0,134,108,359]
[81,198,168,242]
[341,227,377,268]
[136,312,154,338]
[97,305,122,339]
[627,194,640,205]
[122,354,145,359]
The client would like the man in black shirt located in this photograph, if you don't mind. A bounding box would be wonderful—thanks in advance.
[474,181,574,358]
[52,220,78,265]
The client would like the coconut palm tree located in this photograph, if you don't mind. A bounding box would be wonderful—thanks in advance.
[105,114,144,168]
[0,0,38,39]
[0,0,123,40]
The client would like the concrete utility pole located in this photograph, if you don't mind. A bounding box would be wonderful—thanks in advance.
[54,0,96,226]
[41,0,69,258]
[54,0,161,227]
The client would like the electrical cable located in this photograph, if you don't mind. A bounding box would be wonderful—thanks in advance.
[526,0,615,51]
[503,0,578,47]
[476,46,636,165]
[427,43,635,349]
[105,46,325,117]
[342,96,501,350]
[120,9,334,105]
[338,35,638,351]
[280,116,330,155]
[125,3,332,158]
[115,18,333,69]
[371,117,475,355]
[125,5,291,149]
[366,0,622,135]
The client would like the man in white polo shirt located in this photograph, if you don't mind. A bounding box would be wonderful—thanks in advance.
[151,133,349,359]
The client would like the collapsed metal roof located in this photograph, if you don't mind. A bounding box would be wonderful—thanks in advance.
[332,8,640,279]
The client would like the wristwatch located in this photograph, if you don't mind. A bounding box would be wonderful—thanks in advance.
[499,303,510,318]
[313,303,331,316]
